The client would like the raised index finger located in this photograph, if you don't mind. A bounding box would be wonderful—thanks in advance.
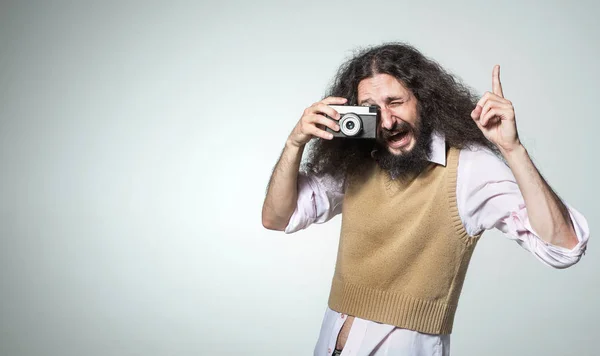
[492,65,504,98]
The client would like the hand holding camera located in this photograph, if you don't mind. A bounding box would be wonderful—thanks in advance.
[287,97,380,148]
[287,97,347,148]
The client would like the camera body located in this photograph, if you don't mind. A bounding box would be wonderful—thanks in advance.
[326,105,380,139]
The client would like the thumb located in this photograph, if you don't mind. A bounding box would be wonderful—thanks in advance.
[471,105,482,120]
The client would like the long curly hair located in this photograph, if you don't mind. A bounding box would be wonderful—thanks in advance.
[304,42,498,178]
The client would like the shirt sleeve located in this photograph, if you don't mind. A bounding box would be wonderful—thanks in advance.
[284,172,345,234]
[456,146,589,269]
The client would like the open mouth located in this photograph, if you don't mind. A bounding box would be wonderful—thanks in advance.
[387,129,412,149]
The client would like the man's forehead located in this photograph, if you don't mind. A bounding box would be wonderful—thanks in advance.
[357,74,411,101]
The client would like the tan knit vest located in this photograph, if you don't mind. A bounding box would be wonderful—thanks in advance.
[328,147,481,335]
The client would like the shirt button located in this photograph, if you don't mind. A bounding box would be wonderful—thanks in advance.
[328,348,332,354]
[341,314,345,319]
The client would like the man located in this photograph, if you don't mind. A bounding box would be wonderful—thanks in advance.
[261,43,589,356]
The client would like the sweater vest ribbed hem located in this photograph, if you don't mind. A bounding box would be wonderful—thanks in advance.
[328,272,458,335]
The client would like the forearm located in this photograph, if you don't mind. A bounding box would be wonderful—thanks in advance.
[262,96,346,230]
[501,144,578,249]
[261,140,305,231]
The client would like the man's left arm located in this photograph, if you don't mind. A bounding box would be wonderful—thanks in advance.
[501,144,577,249]
[471,65,581,250]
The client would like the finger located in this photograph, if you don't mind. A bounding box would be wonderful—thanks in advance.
[492,65,504,98]
[320,96,348,105]
[476,92,496,108]
[311,114,340,132]
[310,102,343,120]
[480,98,507,121]
[476,91,509,110]
[305,122,334,140]
[481,108,503,127]
[476,92,492,109]
[471,105,482,120]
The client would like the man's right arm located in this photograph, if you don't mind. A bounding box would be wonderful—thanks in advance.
[261,96,347,231]
[261,141,305,230]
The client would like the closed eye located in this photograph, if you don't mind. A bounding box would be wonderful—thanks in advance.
[362,103,380,109]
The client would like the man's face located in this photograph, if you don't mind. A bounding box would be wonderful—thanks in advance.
[357,74,421,156]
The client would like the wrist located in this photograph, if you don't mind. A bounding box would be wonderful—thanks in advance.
[285,138,306,159]
[500,141,527,162]
[286,137,306,150]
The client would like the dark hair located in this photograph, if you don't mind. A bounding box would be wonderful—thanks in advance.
[304,42,498,177]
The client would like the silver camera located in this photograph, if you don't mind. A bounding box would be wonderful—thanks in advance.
[326,105,380,139]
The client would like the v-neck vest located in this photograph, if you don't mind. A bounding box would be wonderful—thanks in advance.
[328,147,481,334]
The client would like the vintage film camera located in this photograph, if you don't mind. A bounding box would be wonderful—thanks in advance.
[326,105,380,139]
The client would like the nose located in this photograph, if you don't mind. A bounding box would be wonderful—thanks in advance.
[380,107,394,130]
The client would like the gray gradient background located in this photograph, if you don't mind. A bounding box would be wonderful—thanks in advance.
[0,1,597,355]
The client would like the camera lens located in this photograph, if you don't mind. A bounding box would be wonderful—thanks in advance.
[339,114,362,136]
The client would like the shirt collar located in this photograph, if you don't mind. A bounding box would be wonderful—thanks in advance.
[427,132,447,167]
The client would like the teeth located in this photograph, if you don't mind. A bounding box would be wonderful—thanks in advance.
[389,132,407,141]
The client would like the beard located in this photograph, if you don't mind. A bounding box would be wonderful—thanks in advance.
[372,117,433,179]
[304,116,434,181]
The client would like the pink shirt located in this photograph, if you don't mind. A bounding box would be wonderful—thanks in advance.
[285,134,589,356]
